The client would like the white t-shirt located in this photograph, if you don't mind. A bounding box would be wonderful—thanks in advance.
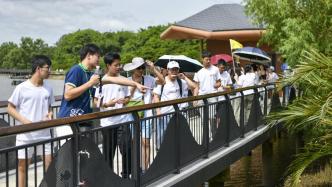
[237,72,257,95]
[8,80,54,141]
[218,71,233,101]
[128,75,155,118]
[95,76,131,127]
[194,65,221,95]
[153,77,188,114]
[220,71,232,87]
[268,72,279,83]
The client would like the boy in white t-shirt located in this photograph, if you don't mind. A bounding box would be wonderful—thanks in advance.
[94,52,132,178]
[7,55,54,187]
[193,51,221,103]
[193,51,221,138]
[153,61,197,148]
[217,59,233,101]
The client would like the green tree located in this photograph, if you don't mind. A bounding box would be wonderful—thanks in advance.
[244,0,332,66]
[20,37,51,69]
[53,29,104,69]
[101,31,135,54]
[0,42,18,68]
[121,25,200,64]
[2,47,26,69]
[267,50,332,186]
[244,1,332,185]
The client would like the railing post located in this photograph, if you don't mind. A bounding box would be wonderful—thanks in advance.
[70,123,80,187]
[203,99,209,158]
[132,112,141,187]
[173,104,181,174]
[264,86,268,116]
[224,95,230,147]
[240,91,245,138]
[253,88,259,131]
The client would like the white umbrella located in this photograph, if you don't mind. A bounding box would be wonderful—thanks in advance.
[155,55,203,72]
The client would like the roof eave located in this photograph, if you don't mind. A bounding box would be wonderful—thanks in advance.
[160,25,265,41]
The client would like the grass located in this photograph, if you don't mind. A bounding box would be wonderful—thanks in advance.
[285,164,332,187]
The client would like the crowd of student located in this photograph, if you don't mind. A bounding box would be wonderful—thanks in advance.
[6,43,279,186]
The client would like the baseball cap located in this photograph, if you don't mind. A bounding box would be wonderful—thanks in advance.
[167,61,180,69]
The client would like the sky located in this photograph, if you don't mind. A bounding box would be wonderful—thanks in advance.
[0,0,242,45]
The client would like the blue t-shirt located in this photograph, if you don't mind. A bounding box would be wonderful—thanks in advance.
[58,64,95,118]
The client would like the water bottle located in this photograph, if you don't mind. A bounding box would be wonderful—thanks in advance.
[93,66,101,89]
[94,66,104,108]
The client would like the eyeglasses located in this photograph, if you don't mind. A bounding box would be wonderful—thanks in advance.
[40,66,51,71]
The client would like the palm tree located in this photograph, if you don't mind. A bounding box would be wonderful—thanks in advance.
[268,49,332,186]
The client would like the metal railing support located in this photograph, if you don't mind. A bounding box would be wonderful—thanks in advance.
[264,86,268,116]
[203,99,209,158]
[254,88,259,131]
[224,95,230,147]
[240,91,245,138]
[132,112,141,187]
[70,123,80,187]
[173,104,181,174]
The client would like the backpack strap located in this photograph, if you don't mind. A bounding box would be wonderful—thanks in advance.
[176,78,183,97]
[141,76,145,101]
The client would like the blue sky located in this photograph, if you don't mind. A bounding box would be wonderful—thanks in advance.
[0,0,242,45]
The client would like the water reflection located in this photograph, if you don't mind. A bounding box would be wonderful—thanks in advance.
[208,133,297,187]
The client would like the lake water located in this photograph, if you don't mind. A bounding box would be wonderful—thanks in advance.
[0,74,64,101]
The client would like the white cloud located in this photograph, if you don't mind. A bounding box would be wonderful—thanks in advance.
[0,0,242,45]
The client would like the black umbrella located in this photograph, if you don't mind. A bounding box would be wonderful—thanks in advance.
[155,55,203,72]
[232,47,271,65]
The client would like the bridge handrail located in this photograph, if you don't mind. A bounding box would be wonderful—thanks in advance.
[0,84,276,137]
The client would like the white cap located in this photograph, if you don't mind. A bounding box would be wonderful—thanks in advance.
[269,66,275,71]
[123,57,145,71]
[167,61,180,69]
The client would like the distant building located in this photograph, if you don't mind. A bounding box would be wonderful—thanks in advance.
[161,4,282,72]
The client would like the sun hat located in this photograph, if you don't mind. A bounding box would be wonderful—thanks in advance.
[123,57,145,71]
[167,61,180,69]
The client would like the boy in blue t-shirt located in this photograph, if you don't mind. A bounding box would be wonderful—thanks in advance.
[58,44,101,119]
[57,44,147,135]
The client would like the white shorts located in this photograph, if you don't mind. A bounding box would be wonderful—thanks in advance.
[16,139,52,159]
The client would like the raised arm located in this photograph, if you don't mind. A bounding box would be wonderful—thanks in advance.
[102,75,148,93]
[178,73,198,95]
[146,60,165,85]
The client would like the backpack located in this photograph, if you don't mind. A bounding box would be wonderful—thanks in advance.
[160,78,183,98]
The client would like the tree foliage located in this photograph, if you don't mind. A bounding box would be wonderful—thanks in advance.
[245,0,332,185]
[0,37,50,69]
[0,26,200,70]
[244,0,332,66]
[267,50,332,186]
[121,25,200,63]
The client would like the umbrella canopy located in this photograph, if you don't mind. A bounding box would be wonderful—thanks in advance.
[155,55,203,72]
[211,54,233,65]
[232,47,271,65]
